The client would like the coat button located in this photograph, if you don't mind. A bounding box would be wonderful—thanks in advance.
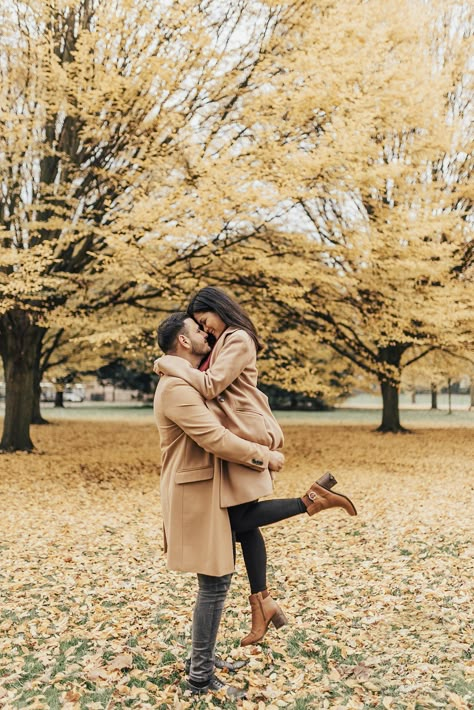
[252,458,263,465]
[218,395,225,402]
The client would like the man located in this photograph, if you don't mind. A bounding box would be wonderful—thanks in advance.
[153,312,283,699]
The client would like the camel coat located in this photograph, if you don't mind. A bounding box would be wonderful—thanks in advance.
[157,328,284,506]
[154,375,270,576]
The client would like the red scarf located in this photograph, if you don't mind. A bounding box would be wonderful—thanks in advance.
[199,353,212,371]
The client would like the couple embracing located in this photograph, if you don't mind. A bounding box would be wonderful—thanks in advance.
[153,286,357,699]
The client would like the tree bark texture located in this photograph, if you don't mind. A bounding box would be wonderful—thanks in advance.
[377,379,404,432]
[376,345,408,432]
[0,310,46,451]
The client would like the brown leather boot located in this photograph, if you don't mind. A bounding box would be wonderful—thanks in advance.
[302,482,357,516]
[240,592,288,646]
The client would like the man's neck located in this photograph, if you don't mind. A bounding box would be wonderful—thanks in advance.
[172,350,201,369]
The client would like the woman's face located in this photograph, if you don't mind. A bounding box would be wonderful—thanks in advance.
[194,311,226,340]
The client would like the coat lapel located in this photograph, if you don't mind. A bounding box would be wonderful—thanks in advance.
[209,327,238,365]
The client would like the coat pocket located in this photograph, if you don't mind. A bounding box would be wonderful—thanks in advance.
[233,409,271,446]
[175,466,214,484]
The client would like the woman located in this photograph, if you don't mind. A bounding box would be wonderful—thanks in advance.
[154,287,357,645]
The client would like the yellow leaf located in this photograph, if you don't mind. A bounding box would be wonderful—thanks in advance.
[108,653,134,670]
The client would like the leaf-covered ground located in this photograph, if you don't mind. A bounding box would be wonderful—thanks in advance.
[0,420,472,709]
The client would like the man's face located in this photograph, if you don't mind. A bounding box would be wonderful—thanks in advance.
[184,318,211,356]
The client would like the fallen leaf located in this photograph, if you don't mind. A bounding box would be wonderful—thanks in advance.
[108,652,134,670]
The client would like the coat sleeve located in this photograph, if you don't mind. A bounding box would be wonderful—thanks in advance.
[156,331,255,400]
[162,379,269,470]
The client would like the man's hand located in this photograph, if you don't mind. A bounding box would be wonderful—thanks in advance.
[268,451,285,472]
[153,358,162,375]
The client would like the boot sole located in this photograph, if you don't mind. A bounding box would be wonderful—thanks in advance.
[335,490,357,516]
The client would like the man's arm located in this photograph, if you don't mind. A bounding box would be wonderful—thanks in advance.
[162,379,270,470]
[156,331,255,400]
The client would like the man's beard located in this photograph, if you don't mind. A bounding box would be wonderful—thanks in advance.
[190,342,211,357]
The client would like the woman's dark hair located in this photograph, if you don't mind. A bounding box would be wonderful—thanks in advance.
[187,287,263,352]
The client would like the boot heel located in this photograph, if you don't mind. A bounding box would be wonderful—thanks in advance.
[271,608,288,629]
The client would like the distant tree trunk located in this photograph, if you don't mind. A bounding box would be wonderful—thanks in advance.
[470,379,474,411]
[375,345,408,433]
[0,310,46,451]
[431,382,438,410]
[411,389,416,404]
[31,377,48,424]
[447,378,452,414]
[31,351,48,425]
[54,390,64,408]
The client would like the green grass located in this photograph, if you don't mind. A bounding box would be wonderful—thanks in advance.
[80,689,115,708]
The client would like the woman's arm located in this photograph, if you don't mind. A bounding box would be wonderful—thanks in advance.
[162,380,270,470]
[155,330,255,399]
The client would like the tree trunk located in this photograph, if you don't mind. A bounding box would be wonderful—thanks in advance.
[376,380,406,432]
[31,352,48,425]
[0,311,46,451]
[375,345,408,433]
[54,390,64,408]
[31,383,49,424]
[447,378,452,414]
[431,382,438,410]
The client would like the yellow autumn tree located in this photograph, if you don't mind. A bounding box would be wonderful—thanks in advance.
[2,0,471,446]
[401,348,473,411]
[0,0,285,450]
[170,0,473,431]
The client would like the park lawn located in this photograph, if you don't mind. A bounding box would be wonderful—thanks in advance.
[0,420,472,710]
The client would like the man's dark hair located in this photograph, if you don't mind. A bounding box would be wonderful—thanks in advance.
[157,312,189,353]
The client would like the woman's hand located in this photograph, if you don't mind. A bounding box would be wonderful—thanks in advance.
[153,357,163,375]
[268,451,285,472]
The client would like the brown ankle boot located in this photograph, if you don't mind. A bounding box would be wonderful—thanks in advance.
[302,482,357,516]
[240,592,288,646]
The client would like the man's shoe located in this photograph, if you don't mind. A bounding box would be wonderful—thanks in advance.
[302,482,357,516]
[186,674,247,699]
[185,655,248,674]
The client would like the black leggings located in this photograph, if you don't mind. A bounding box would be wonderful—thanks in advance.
[229,498,306,594]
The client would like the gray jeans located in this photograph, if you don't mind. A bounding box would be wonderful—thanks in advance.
[189,572,232,683]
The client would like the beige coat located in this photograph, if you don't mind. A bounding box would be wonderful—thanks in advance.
[154,375,270,576]
[157,328,284,506]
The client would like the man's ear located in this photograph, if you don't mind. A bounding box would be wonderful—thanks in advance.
[177,332,190,349]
